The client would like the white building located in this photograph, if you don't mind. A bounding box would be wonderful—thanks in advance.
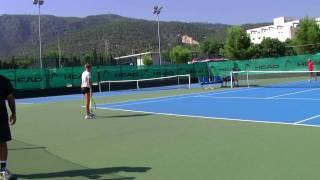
[114,52,169,66]
[247,17,299,44]
[316,17,320,26]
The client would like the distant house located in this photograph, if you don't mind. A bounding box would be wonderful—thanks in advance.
[181,35,200,46]
[114,52,169,66]
[190,58,225,64]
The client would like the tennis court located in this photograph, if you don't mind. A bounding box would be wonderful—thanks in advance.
[9,78,320,180]
[96,86,320,127]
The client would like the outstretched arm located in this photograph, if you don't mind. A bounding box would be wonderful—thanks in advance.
[7,94,16,125]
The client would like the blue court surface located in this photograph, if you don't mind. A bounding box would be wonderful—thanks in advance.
[96,87,320,128]
[16,84,201,104]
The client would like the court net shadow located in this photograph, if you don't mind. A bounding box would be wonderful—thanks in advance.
[9,140,151,180]
[18,167,151,179]
[95,114,151,119]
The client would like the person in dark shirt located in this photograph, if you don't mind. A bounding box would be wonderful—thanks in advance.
[0,75,16,179]
[232,66,241,87]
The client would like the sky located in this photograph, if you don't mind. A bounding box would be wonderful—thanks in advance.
[0,0,319,24]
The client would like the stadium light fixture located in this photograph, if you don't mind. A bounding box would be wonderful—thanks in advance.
[153,6,163,15]
[33,0,44,5]
[153,6,163,65]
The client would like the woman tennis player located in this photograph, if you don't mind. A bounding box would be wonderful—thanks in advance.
[81,63,95,119]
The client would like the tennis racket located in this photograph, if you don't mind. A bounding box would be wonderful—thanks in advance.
[90,88,96,112]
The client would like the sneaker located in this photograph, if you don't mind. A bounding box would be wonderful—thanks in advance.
[89,113,96,117]
[85,115,94,119]
[0,169,13,180]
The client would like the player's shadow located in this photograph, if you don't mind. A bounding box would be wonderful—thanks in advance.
[18,166,151,179]
[96,114,151,119]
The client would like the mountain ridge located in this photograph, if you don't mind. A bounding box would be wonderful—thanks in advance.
[0,14,270,60]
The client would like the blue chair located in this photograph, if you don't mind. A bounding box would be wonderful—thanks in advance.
[199,76,223,88]
[212,76,223,84]
[199,77,211,87]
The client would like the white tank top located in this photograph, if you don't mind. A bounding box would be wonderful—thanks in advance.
[81,71,91,88]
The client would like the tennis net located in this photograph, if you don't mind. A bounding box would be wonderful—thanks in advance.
[99,74,191,92]
[230,70,320,88]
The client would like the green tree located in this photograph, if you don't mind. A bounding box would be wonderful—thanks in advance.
[45,51,59,58]
[200,40,223,57]
[81,53,93,65]
[258,38,287,58]
[92,48,98,65]
[143,55,153,66]
[223,26,252,60]
[162,50,170,63]
[293,17,320,54]
[247,44,261,59]
[10,56,17,69]
[284,39,297,56]
[16,57,34,69]
[169,46,192,64]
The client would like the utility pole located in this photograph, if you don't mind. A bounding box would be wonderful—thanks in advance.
[57,33,62,68]
[104,40,109,63]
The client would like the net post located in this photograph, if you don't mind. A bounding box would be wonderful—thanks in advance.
[178,75,180,88]
[108,81,111,92]
[99,82,102,92]
[137,80,140,90]
[188,74,191,89]
[230,71,233,88]
[246,71,250,88]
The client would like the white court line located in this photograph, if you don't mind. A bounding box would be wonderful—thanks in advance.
[16,103,34,105]
[107,96,196,107]
[100,87,260,107]
[294,114,320,124]
[195,95,320,101]
[195,95,266,100]
[278,97,320,101]
[97,106,320,128]
[266,88,320,99]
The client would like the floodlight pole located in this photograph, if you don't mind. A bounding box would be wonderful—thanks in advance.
[38,4,42,70]
[58,33,62,68]
[33,0,44,88]
[154,6,163,65]
[157,14,162,65]
[34,0,44,70]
